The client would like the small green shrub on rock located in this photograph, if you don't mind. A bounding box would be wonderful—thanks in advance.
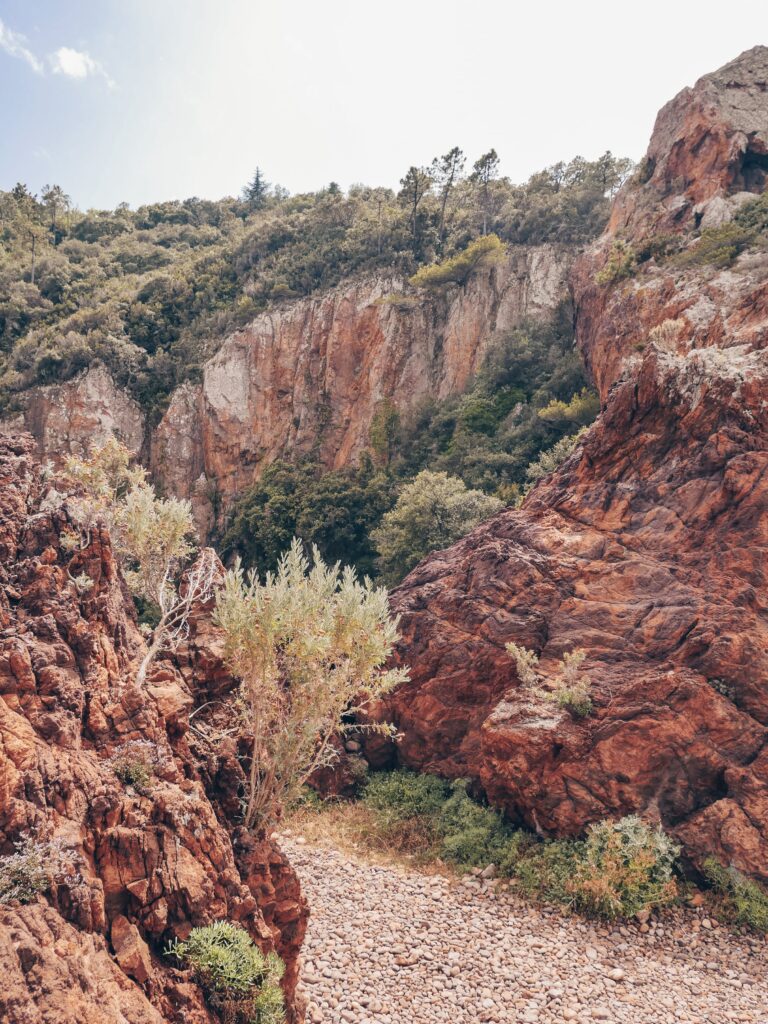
[506,642,593,717]
[409,235,505,289]
[524,428,587,487]
[167,921,285,1024]
[111,741,157,794]
[703,858,768,932]
[673,222,755,269]
[595,240,636,284]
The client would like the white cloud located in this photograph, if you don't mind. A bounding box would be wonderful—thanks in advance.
[0,18,114,88]
[50,46,115,88]
[0,18,44,74]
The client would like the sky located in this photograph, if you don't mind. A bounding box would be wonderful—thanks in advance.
[0,0,766,210]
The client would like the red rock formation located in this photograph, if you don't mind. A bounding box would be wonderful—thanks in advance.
[376,46,768,882]
[151,246,569,527]
[0,435,307,1023]
[0,364,145,461]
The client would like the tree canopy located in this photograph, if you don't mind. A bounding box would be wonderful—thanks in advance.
[0,150,631,421]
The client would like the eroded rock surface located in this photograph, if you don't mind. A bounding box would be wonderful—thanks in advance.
[151,245,570,520]
[0,434,307,1023]
[375,46,768,882]
[0,363,145,460]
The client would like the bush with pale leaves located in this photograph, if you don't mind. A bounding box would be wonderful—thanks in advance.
[214,539,408,829]
[64,437,214,685]
[506,642,593,717]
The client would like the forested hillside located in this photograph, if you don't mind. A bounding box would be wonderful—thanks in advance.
[0,151,631,423]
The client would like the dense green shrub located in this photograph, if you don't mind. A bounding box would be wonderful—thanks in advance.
[221,458,395,578]
[371,470,502,585]
[569,816,679,919]
[673,222,756,269]
[409,234,505,288]
[363,770,450,821]
[434,780,525,872]
[167,921,285,1024]
[703,858,768,932]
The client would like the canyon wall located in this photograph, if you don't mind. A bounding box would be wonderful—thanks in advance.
[1,244,570,532]
[150,244,568,524]
[0,434,307,1023]
[372,46,768,882]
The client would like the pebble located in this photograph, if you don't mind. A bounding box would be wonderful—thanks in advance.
[282,836,768,1024]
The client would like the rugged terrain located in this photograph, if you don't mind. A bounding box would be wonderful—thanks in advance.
[285,834,767,1024]
[0,435,307,1022]
[367,46,768,883]
[3,244,569,532]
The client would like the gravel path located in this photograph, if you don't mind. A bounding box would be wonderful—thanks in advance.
[281,835,768,1024]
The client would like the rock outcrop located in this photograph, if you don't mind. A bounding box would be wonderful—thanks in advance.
[0,363,145,461]
[374,47,768,882]
[151,245,568,524]
[0,434,307,1023]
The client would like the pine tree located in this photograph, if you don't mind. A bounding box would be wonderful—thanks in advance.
[398,165,432,253]
[471,150,500,235]
[243,167,270,209]
[431,147,465,251]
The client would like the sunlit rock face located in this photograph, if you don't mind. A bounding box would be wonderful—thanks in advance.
[371,46,768,883]
[150,244,570,522]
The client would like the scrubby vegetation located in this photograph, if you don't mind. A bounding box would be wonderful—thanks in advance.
[64,437,215,685]
[0,153,630,421]
[372,471,502,585]
[110,740,158,794]
[506,643,594,717]
[222,315,599,585]
[595,239,636,284]
[0,835,62,905]
[296,770,681,922]
[222,457,395,579]
[703,859,768,932]
[409,234,505,288]
[213,540,406,828]
[167,921,285,1024]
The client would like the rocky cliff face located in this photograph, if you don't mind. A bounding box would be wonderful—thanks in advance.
[372,46,768,882]
[0,435,307,1023]
[150,244,569,528]
[0,245,570,535]
[0,364,145,461]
